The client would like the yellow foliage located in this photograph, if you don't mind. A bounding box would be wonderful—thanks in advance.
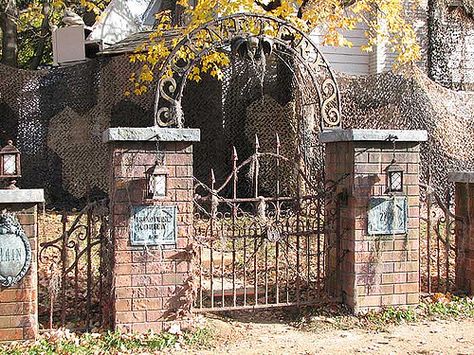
[129,0,421,95]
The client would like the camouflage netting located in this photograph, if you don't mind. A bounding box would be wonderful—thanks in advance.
[1,52,474,204]
[340,67,474,189]
[429,0,474,90]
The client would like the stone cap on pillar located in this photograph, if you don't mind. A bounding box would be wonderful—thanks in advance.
[319,129,428,143]
[103,127,201,143]
[0,189,45,204]
[448,172,474,183]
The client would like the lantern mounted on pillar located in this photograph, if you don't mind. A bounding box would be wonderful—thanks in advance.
[146,161,168,199]
[385,160,404,193]
[0,140,21,189]
[385,134,403,194]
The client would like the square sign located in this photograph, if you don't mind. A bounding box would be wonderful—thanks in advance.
[130,205,177,246]
[367,196,408,235]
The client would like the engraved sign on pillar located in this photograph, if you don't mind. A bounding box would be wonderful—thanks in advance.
[367,196,408,235]
[0,213,32,287]
[130,206,177,246]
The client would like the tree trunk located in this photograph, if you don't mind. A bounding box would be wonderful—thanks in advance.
[0,0,19,67]
[29,2,50,69]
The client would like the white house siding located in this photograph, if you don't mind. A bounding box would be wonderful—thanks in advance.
[310,23,370,75]
[310,0,429,76]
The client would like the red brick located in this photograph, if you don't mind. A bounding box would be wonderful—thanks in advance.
[132,274,163,287]
[162,273,188,285]
[393,262,418,272]
[407,293,420,304]
[133,298,163,311]
[114,275,132,287]
[0,303,24,316]
[381,273,407,284]
[115,311,146,324]
[357,295,382,307]
[115,299,132,312]
[407,273,419,282]
[115,263,146,275]
[146,310,167,323]
[394,283,419,293]
[382,294,407,305]
[145,262,174,274]
[167,154,193,166]
[0,328,24,342]
[146,286,175,298]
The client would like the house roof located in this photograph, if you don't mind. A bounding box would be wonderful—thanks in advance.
[98,29,181,56]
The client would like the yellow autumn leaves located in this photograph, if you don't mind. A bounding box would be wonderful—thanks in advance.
[129,0,421,95]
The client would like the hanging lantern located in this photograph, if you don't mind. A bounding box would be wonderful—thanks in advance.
[0,140,21,189]
[145,162,168,199]
[385,160,404,193]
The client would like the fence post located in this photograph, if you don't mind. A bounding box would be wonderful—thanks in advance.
[321,129,427,313]
[0,189,44,342]
[103,127,200,333]
[449,172,474,294]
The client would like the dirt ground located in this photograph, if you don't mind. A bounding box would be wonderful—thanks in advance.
[191,312,474,355]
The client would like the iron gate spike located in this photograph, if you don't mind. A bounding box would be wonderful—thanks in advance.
[255,134,260,152]
[232,146,238,161]
[210,168,216,186]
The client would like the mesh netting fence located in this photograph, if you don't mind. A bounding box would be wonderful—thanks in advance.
[0,53,473,205]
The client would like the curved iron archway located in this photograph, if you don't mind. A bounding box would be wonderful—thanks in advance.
[154,13,342,130]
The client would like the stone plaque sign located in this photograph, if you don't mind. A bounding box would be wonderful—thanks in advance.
[368,196,408,235]
[130,206,177,246]
[0,213,32,287]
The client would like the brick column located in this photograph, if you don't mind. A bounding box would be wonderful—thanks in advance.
[321,129,427,313]
[103,127,200,333]
[449,172,474,294]
[0,189,43,342]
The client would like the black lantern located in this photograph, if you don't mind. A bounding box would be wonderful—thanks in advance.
[385,160,403,193]
[0,140,21,189]
[145,162,168,199]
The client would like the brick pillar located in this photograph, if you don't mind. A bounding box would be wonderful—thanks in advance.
[321,129,427,313]
[0,189,43,342]
[449,172,474,294]
[104,127,200,333]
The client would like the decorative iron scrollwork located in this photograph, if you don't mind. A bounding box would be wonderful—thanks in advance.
[154,13,342,130]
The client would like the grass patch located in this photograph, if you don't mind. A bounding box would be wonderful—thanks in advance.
[1,324,214,355]
[295,294,474,333]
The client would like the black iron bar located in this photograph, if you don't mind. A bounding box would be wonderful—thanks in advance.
[437,220,440,292]
[264,240,268,304]
[60,212,68,327]
[86,208,93,332]
[427,189,431,293]
[199,244,203,309]
[254,230,258,306]
[232,146,238,307]
[306,219,310,286]
[445,191,451,293]
[221,226,225,307]
[286,219,290,304]
[275,133,280,304]
[74,241,79,323]
[316,197,322,291]
[243,233,247,307]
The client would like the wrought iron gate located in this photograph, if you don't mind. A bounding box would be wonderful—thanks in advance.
[39,199,110,330]
[192,137,341,311]
[419,183,465,294]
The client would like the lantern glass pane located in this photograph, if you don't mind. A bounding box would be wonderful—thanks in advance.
[3,154,16,175]
[389,171,402,191]
[150,174,166,198]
